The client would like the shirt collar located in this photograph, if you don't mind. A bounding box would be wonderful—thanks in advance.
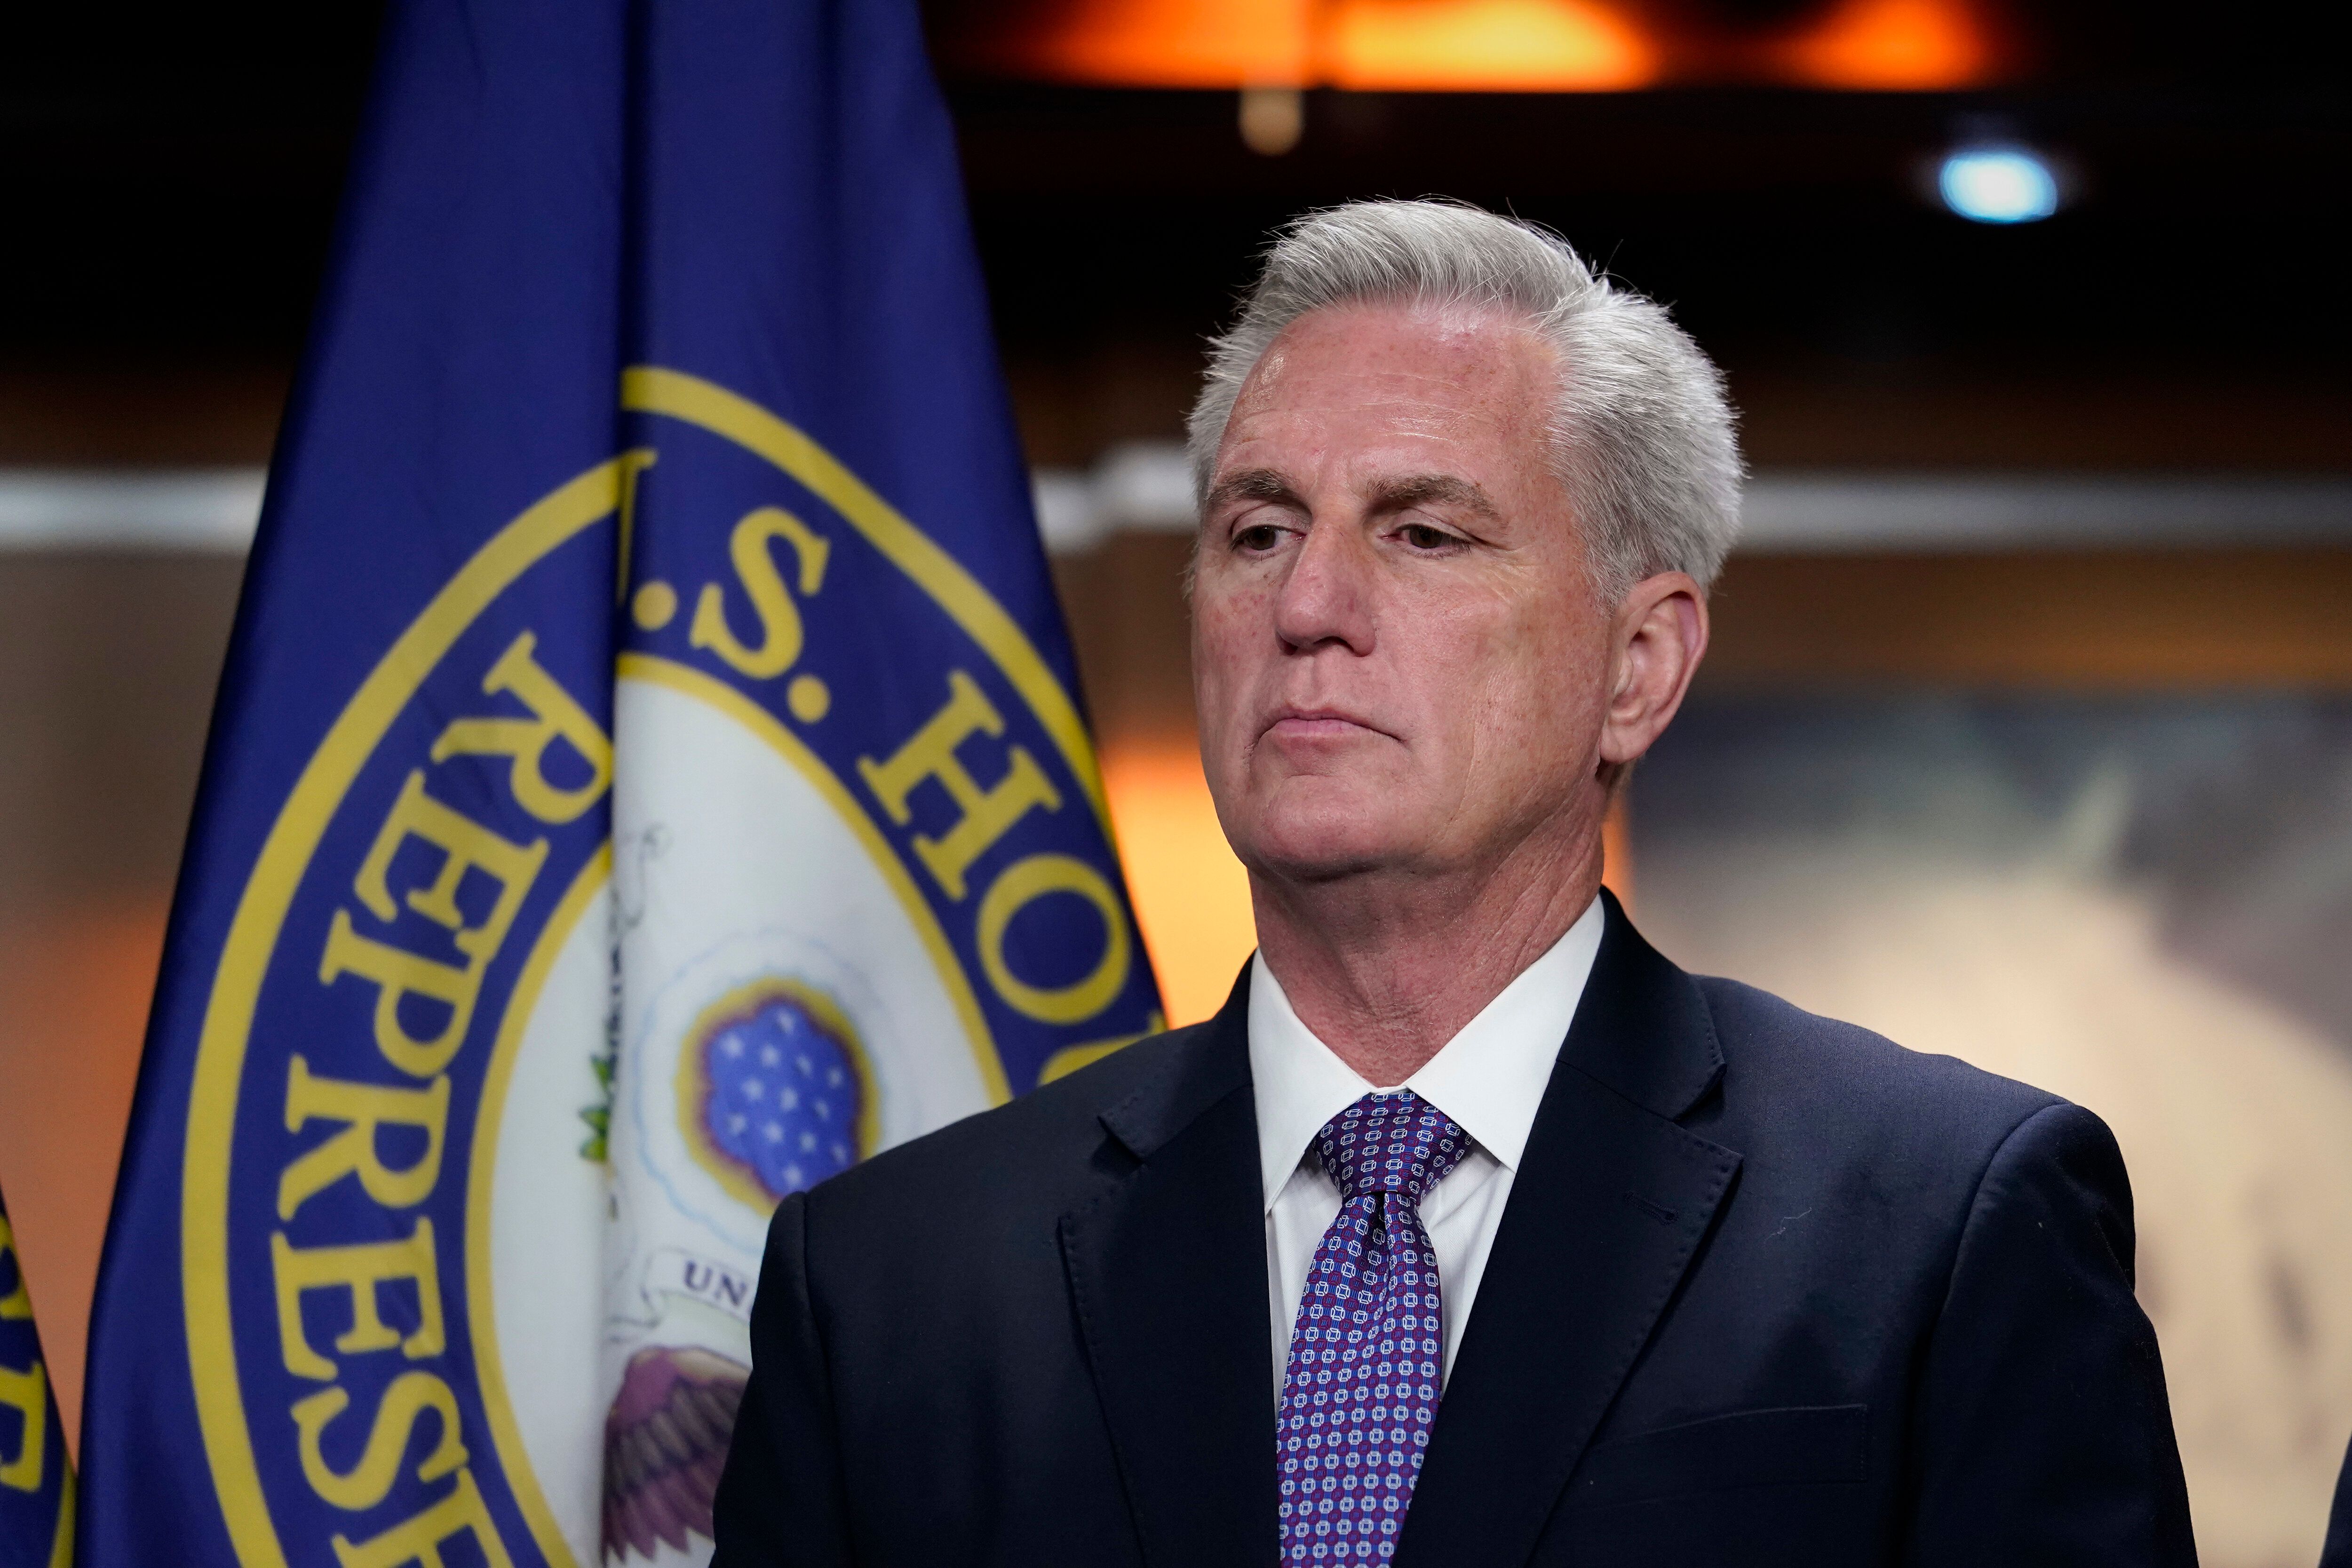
[1248,895,1605,1213]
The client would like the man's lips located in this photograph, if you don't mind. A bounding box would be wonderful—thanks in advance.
[1260,707,1391,743]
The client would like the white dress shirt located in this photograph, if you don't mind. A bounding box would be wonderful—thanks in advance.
[1251,896,1605,1399]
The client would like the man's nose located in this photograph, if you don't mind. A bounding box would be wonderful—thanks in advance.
[1273,516,1376,656]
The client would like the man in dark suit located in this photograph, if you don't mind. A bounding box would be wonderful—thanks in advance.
[713,199,2195,1566]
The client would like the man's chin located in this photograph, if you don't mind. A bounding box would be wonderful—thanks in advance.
[1234,812,1420,887]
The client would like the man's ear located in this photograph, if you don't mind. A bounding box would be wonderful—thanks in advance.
[1599,571,1709,769]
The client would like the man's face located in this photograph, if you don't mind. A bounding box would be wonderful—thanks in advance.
[1191,301,1617,887]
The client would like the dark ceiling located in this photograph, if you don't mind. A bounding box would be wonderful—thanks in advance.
[2,3,2344,416]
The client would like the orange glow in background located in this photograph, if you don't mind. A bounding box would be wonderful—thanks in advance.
[1101,740,1257,1027]
[0,899,167,1450]
[1777,0,1999,90]
[1000,0,1313,88]
[1327,0,1658,91]
[956,0,2014,93]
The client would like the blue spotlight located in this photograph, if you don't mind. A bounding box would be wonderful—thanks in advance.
[1937,146,2060,224]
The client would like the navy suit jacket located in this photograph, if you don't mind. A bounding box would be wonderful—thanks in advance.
[2322,1432,2352,1568]
[712,892,2195,1566]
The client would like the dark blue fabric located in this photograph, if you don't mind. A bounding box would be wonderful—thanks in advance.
[76,0,1123,1561]
[714,895,2196,1567]
[632,0,1068,682]
[0,1187,72,1568]
[78,7,625,1562]
[2322,1432,2352,1568]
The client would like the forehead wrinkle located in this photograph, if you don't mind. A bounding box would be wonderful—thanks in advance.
[1238,349,1557,460]
[1244,368,1491,424]
[1250,301,1557,393]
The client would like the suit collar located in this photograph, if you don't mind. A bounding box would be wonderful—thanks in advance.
[1247,896,1606,1202]
[1063,973,1278,1568]
[1557,888,1725,1120]
[1098,887,1706,1150]
[1097,962,1255,1161]
[1398,894,1742,1568]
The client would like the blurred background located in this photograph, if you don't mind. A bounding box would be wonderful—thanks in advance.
[3,1,2347,1560]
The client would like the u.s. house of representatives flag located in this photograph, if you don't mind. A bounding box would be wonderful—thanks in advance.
[1,1187,72,1568]
[77,1,1161,1564]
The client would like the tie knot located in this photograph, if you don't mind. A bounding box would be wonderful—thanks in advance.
[1316,1090,1468,1203]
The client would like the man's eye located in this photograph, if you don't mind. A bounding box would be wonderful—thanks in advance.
[1235,524,1285,552]
[1399,523,1456,551]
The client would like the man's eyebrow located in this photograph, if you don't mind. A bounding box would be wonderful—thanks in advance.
[1203,468,1300,513]
[1366,474,1500,520]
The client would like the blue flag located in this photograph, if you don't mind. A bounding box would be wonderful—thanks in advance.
[1,1191,72,1568]
[77,1,1160,1563]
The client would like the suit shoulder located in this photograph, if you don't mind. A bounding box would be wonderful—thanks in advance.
[1693,973,2067,1155]
[803,1021,1210,1211]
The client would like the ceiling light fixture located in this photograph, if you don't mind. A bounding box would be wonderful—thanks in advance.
[1937,144,2061,223]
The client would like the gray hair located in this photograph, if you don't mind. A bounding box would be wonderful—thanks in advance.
[1186,199,1743,595]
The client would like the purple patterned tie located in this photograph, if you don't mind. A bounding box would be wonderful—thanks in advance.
[1278,1090,1470,1566]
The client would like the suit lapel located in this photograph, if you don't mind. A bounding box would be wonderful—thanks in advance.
[1060,974,1278,1568]
[1398,893,1743,1568]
